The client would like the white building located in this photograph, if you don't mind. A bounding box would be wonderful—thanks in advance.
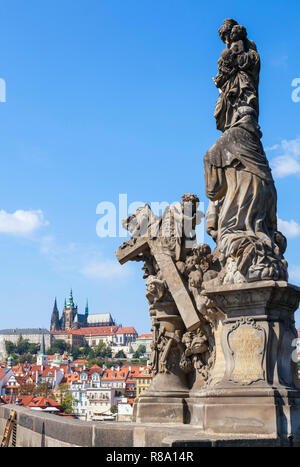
[70,383,115,421]
[0,328,50,359]
[117,397,134,422]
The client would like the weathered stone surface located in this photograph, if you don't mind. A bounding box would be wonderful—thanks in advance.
[113,19,300,446]
[204,19,288,285]
[2,403,300,447]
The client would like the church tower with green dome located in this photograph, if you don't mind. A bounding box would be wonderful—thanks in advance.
[50,290,89,332]
[61,289,79,330]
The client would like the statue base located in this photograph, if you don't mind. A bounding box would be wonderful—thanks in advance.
[188,386,300,439]
[134,281,300,441]
[187,280,300,439]
[133,371,189,424]
[133,395,188,424]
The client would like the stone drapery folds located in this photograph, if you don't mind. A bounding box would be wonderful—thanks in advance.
[204,18,288,285]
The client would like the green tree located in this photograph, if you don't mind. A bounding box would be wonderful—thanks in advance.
[71,345,81,360]
[115,350,126,359]
[47,339,69,355]
[28,343,40,355]
[133,345,146,359]
[18,353,34,364]
[94,342,106,358]
[57,384,77,414]
[110,405,118,414]
[5,341,16,355]
[94,342,112,359]
[80,341,90,358]
[16,336,31,355]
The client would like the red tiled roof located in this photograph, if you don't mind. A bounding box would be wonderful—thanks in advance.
[116,327,138,335]
[27,397,62,409]
[138,334,152,339]
[102,368,129,380]
[123,366,145,379]
[51,326,139,337]
[15,396,35,406]
[79,326,118,336]
[66,374,80,383]
[14,395,61,410]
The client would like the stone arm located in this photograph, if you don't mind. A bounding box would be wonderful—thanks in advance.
[204,158,227,202]
[213,54,237,89]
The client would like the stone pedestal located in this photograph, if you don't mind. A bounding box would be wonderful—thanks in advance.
[133,301,189,424]
[188,281,300,440]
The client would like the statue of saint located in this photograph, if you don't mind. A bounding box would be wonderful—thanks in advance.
[204,19,288,283]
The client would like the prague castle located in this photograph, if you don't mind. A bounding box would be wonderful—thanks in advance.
[50,290,138,352]
[50,289,116,332]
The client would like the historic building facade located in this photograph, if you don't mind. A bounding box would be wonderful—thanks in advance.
[50,290,116,332]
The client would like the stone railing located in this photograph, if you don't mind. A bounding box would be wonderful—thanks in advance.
[0,404,133,447]
[0,403,289,447]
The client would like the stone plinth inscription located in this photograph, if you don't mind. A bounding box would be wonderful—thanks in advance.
[228,322,265,385]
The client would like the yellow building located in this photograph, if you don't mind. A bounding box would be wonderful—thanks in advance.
[136,367,152,397]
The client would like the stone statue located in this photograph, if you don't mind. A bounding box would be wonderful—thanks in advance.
[204,18,288,284]
[116,194,224,414]
[115,20,300,442]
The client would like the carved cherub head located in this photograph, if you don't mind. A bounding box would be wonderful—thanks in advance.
[218,18,238,45]
[185,253,197,274]
[230,24,247,43]
[145,275,166,304]
[188,269,203,288]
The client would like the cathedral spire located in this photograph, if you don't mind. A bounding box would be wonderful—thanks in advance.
[68,288,75,309]
[50,297,60,332]
[85,299,89,317]
[40,334,46,355]
[53,297,58,313]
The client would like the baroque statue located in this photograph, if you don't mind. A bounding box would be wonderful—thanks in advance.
[115,19,300,441]
[204,18,288,284]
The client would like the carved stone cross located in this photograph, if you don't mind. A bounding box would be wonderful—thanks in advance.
[116,235,201,332]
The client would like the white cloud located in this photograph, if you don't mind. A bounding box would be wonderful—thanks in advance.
[270,138,300,178]
[265,144,279,152]
[289,266,300,284]
[38,235,130,282]
[278,218,300,238]
[80,259,131,281]
[39,235,76,257]
[0,209,48,235]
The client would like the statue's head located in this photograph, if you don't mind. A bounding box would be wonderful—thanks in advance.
[218,18,238,45]
[230,24,247,43]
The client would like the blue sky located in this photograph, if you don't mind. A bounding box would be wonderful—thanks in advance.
[0,0,299,334]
